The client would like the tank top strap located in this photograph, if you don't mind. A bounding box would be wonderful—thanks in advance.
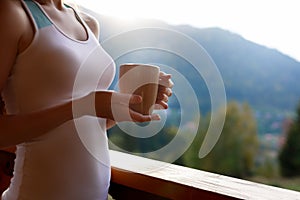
[23,0,52,29]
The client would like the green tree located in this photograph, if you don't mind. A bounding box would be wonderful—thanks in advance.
[180,101,258,178]
[278,101,300,177]
[241,103,259,176]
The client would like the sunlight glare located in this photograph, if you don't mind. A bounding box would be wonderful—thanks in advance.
[74,0,176,21]
[74,0,300,61]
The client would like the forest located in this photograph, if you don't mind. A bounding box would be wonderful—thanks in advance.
[83,8,300,191]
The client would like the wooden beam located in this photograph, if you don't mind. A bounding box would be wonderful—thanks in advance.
[110,150,300,200]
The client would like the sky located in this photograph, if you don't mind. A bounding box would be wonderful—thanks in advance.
[74,0,300,62]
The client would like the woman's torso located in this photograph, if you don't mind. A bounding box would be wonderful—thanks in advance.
[1,0,115,199]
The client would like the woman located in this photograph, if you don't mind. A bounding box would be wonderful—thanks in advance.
[0,0,173,199]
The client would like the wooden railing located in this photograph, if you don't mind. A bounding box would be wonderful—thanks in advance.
[1,150,300,199]
[109,150,300,200]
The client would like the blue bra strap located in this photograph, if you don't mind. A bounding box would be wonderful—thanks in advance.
[23,0,52,29]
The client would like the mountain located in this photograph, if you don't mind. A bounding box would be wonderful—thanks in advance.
[176,26,300,110]
[83,8,300,134]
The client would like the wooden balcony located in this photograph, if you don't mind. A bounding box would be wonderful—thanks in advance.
[109,150,300,200]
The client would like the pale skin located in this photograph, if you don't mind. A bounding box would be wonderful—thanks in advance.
[0,0,173,149]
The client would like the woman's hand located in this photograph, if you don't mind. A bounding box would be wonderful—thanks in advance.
[74,91,161,123]
[155,71,174,109]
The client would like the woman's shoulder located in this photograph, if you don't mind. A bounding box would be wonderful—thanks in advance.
[0,0,33,54]
[0,0,28,29]
[0,0,22,12]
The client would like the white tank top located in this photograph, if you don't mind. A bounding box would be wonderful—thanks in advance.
[1,0,115,199]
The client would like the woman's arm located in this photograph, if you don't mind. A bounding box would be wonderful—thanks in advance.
[0,90,161,147]
[0,1,75,148]
[106,119,116,130]
[0,1,81,148]
[0,0,74,148]
[0,102,74,149]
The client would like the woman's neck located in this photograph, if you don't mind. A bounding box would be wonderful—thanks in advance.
[34,0,64,8]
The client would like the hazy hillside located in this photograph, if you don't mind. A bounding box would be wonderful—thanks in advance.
[176,26,300,110]
[84,8,300,134]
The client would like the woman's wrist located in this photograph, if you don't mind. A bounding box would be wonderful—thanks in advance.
[72,93,97,118]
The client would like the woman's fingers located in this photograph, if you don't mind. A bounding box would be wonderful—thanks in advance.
[159,72,174,88]
[129,94,143,105]
[129,110,161,122]
[156,71,173,110]
[154,101,168,110]
[110,92,160,122]
[157,90,170,101]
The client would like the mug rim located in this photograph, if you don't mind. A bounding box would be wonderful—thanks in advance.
[120,63,160,69]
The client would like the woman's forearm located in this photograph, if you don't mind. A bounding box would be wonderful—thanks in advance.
[106,119,116,130]
[0,89,163,149]
[0,101,74,149]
